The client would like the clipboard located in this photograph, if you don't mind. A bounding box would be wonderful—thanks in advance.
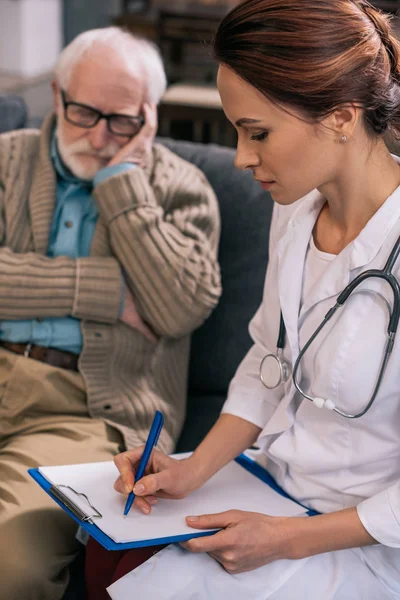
[29,453,318,551]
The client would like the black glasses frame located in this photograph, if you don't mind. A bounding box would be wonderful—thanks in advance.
[60,89,144,137]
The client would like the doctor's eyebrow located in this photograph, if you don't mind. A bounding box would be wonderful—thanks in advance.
[235,118,263,127]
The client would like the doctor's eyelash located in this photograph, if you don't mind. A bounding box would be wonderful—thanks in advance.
[250,132,268,141]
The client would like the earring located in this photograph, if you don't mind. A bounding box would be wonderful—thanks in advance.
[341,135,347,143]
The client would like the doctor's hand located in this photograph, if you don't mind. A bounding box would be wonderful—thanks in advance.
[182,506,377,573]
[181,510,296,574]
[113,447,203,515]
[107,103,157,169]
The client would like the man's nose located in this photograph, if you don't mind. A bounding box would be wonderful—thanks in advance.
[87,118,110,150]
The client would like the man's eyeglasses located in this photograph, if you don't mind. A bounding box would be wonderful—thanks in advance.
[60,90,144,137]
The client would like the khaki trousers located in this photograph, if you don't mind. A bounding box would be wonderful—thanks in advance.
[0,349,124,600]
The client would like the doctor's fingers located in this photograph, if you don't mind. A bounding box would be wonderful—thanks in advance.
[182,527,266,575]
[181,528,233,555]
[207,550,269,575]
[132,456,193,499]
[110,478,158,514]
[181,511,243,553]
[131,468,183,499]
[186,510,238,531]
[113,445,156,493]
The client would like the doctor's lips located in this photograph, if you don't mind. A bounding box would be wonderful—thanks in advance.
[256,179,276,191]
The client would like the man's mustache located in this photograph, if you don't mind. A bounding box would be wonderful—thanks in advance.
[63,138,120,160]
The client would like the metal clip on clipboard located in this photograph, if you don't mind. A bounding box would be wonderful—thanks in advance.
[50,484,103,524]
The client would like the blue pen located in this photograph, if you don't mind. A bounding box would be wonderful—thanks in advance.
[123,410,164,517]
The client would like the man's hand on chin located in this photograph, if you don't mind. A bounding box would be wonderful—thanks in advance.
[107,103,157,169]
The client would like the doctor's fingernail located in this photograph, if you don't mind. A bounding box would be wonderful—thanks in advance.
[187,516,199,522]
[133,483,145,494]
[125,484,132,494]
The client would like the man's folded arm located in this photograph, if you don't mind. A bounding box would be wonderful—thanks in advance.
[0,247,122,323]
[94,163,222,338]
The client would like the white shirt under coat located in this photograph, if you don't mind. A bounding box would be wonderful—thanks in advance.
[223,182,400,591]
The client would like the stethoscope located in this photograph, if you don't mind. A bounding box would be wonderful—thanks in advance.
[259,233,400,418]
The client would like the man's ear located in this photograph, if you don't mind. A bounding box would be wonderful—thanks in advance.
[51,80,61,114]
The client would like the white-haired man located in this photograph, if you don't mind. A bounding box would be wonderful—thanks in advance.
[0,27,221,599]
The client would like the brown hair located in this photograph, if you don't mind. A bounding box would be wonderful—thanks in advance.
[213,0,400,138]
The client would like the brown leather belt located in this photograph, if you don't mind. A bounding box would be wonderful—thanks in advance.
[0,341,79,372]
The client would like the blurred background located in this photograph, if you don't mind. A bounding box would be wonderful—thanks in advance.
[0,0,399,146]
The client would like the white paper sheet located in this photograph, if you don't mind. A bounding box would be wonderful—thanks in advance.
[39,458,305,545]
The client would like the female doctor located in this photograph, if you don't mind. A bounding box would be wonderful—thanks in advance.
[97,0,400,597]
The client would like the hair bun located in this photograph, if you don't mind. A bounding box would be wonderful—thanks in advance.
[356,0,399,77]
[214,0,400,140]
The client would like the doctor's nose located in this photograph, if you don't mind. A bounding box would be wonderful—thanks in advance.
[234,141,261,172]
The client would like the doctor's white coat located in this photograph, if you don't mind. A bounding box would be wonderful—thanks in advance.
[223,186,400,595]
[110,185,400,600]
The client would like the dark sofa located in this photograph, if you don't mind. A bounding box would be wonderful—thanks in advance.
[0,95,28,133]
[165,137,273,451]
[0,96,274,597]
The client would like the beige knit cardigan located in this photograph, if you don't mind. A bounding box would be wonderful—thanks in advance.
[0,114,221,451]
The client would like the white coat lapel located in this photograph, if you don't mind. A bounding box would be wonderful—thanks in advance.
[300,179,400,319]
[258,194,323,438]
[277,192,323,361]
[299,247,351,320]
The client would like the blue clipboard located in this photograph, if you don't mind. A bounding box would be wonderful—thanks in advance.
[28,453,317,551]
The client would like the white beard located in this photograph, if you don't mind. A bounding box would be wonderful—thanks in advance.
[55,123,120,180]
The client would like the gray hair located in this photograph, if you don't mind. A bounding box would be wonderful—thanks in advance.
[54,27,167,104]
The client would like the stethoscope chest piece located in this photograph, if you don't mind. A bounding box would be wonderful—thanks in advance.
[260,351,290,389]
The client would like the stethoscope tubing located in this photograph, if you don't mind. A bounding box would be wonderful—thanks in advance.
[269,234,400,418]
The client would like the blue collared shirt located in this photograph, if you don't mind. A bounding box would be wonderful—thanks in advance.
[0,134,133,353]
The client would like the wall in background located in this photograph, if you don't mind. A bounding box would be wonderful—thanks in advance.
[0,0,62,76]
[63,0,121,46]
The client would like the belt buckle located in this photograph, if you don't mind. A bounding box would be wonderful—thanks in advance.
[24,343,32,358]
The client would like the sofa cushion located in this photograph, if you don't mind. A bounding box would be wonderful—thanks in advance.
[158,138,274,395]
[176,392,227,452]
[0,95,28,133]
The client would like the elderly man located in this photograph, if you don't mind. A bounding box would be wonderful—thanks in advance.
[0,27,221,600]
